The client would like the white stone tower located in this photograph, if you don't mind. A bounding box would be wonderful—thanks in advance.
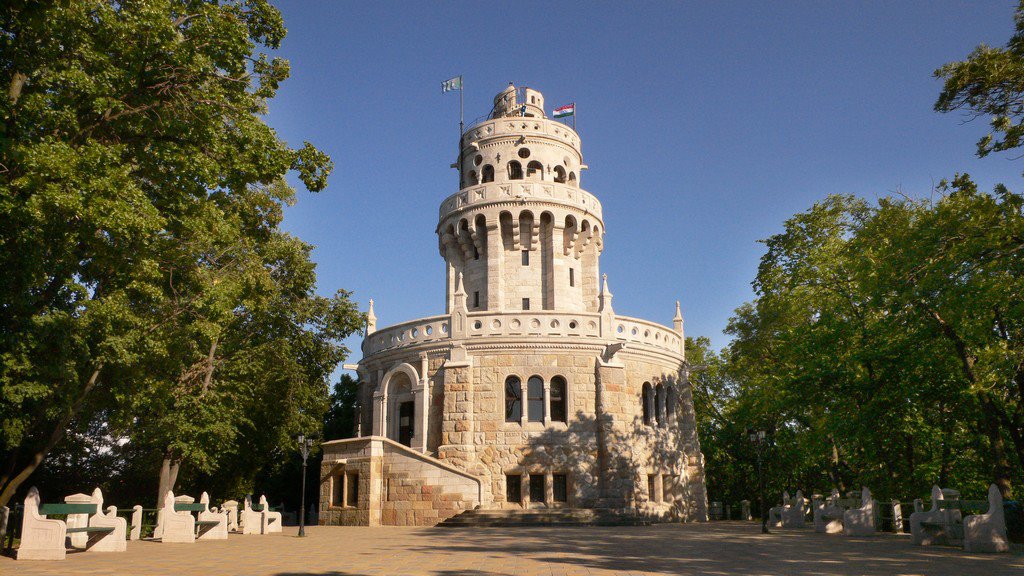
[319,85,708,527]
[438,84,602,315]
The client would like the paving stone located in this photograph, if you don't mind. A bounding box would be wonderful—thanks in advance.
[3,522,1023,575]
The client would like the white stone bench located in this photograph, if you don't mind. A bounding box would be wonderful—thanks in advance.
[196,492,229,540]
[257,495,282,533]
[66,488,127,552]
[813,489,844,534]
[238,495,282,535]
[910,485,962,546]
[843,487,877,536]
[156,491,196,543]
[767,491,790,528]
[781,490,809,528]
[15,487,117,560]
[964,484,1009,553]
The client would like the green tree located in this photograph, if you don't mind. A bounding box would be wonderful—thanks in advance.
[936,0,1024,163]
[0,0,344,508]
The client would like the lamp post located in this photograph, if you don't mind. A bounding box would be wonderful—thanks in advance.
[297,434,314,537]
[748,428,770,534]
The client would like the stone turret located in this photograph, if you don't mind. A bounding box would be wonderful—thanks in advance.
[438,85,601,315]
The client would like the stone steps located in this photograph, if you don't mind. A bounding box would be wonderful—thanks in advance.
[437,507,653,527]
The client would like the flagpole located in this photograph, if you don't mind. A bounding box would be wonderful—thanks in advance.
[573,101,576,132]
[458,77,464,187]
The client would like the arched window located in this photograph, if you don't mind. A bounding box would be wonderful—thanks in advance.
[568,171,577,187]
[526,161,543,180]
[550,376,567,423]
[468,170,477,186]
[642,382,653,426]
[553,166,567,183]
[508,161,523,180]
[655,383,665,427]
[666,386,677,424]
[482,165,495,183]
[505,376,522,422]
[527,376,544,422]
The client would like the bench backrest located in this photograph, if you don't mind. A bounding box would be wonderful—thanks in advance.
[38,503,98,515]
[173,503,207,512]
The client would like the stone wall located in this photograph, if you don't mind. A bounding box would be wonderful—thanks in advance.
[352,340,709,523]
[319,436,480,527]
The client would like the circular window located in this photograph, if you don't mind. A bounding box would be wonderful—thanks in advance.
[518,148,530,159]
[473,320,482,330]
[491,319,501,329]
[617,325,624,334]
[425,325,433,335]
[441,323,449,333]
[474,154,483,166]
[563,157,570,166]
[411,328,419,338]
[631,327,638,336]
[569,321,577,329]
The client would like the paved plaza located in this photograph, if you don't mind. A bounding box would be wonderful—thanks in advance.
[3,522,1023,575]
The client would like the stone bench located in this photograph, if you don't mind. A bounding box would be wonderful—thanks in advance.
[843,487,877,536]
[195,492,228,540]
[781,490,809,528]
[240,495,281,534]
[963,484,1010,553]
[767,491,790,529]
[16,487,118,560]
[813,489,844,534]
[911,485,963,546]
[67,487,127,552]
[156,491,196,543]
[171,493,228,540]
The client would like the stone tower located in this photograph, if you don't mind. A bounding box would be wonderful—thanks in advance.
[319,85,708,527]
[439,84,600,316]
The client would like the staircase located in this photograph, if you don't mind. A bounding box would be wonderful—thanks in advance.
[437,507,653,527]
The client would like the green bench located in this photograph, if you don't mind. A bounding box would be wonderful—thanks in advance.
[40,503,115,539]
[173,502,222,536]
[17,488,120,560]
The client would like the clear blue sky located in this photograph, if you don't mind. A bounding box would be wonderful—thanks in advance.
[267,1,1023,364]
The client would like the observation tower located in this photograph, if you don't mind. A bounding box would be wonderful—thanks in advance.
[319,85,708,526]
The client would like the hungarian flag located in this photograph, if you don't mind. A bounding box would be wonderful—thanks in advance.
[553,103,575,118]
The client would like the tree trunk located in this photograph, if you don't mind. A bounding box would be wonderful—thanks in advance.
[927,308,1014,498]
[827,435,845,493]
[0,366,103,508]
[937,401,954,485]
[156,452,182,507]
[979,394,1014,499]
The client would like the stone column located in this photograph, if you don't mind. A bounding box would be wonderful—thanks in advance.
[437,346,475,472]
[595,353,629,508]
[486,220,502,311]
[891,500,904,534]
[543,380,551,426]
[372,390,385,437]
[416,353,430,453]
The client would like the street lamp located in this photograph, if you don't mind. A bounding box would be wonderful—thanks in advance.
[296,434,315,537]
[748,428,770,534]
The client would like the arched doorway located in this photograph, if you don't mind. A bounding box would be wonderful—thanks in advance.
[387,371,415,447]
